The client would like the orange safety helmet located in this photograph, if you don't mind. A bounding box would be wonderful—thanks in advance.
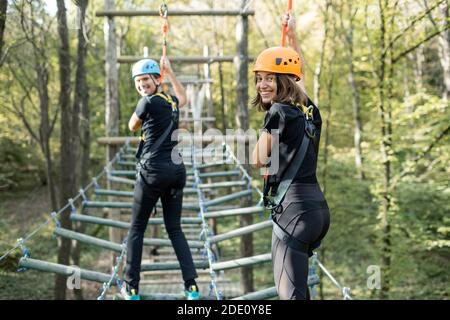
[253,46,302,80]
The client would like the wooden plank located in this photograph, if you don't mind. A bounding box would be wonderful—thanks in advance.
[211,253,271,271]
[118,55,255,64]
[18,258,114,284]
[203,206,263,219]
[96,10,255,17]
[70,213,202,227]
[208,220,272,244]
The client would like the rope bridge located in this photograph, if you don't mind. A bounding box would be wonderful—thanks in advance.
[0,142,352,300]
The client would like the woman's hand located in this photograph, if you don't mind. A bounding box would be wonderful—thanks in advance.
[284,12,296,41]
[160,56,174,76]
[252,131,272,168]
[160,56,187,108]
[283,12,306,91]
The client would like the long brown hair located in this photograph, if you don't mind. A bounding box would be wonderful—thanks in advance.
[251,73,308,111]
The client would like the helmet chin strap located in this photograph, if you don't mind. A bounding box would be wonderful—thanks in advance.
[149,74,160,95]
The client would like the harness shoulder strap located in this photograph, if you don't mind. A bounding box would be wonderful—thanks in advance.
[272,115,312,205]
[137,92,178,163]
[154,92,177,111]
[263,103,318,210]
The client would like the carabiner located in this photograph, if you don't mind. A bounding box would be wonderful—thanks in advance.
[306,105,314,121]
[159,3,168,18]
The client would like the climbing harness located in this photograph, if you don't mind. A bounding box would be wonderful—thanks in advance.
[263,103,318,254]
[262,103,317,212]
[135,92,179,170]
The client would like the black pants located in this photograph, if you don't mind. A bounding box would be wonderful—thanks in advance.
[124,161,198,291]
[272,183,330,300]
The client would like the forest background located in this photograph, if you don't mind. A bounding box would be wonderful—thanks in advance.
[0,0,448,300]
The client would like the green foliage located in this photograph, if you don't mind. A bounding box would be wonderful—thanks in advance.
[0,0,449,299]
[0,135,45,189]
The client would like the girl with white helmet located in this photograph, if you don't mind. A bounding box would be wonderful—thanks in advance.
[122,57,199,300]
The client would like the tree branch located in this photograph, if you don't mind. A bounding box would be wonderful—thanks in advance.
[50,108,60,136]
[392,23,450,63]
[392,124,450,187]
[8,95,40,143]
[384,0,445,56]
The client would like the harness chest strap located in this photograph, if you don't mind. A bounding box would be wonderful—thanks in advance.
[136,92,178,163]
[140,92,178,142]
[263,114,313,210]
[264,105,316,253]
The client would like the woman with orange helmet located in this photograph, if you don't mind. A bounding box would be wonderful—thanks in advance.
[252,13,330,300]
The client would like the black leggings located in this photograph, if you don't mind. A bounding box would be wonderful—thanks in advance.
[272,183,330,300]
[124,161,198,291]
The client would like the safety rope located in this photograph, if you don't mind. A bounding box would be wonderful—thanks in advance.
[159,1,168,82]
[97,236,128,300]
[191,145,222,300]
[316,257,353,300]
[0,142,130,264]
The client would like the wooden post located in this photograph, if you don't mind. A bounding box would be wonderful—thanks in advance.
[203,45,215,129]
[235,0,253,294]
[104,0,119,162]
[104,0,121,257]
[203,45,218,245]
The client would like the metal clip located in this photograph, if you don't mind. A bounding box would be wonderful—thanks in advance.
[51,212,61,228]
[305,105,314,120]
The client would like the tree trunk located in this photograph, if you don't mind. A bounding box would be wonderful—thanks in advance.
[56,0,74,300]
[0,0,7,63]
[36,63,58,212]
[71,0,89,300]
[414,45,425,92]
[337,2,365,180]
[437,1,450,99]
[104,0,121,260]
[235,0,253,294]
[313,0,331,106]
[377,0,392,299]
[218,62,227,132]
[203,45,215,129]
[11,0,58,211]
[312,2,331,298]
[346,29,365,180]
[209,0,226,132]
[313,0,329,106]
